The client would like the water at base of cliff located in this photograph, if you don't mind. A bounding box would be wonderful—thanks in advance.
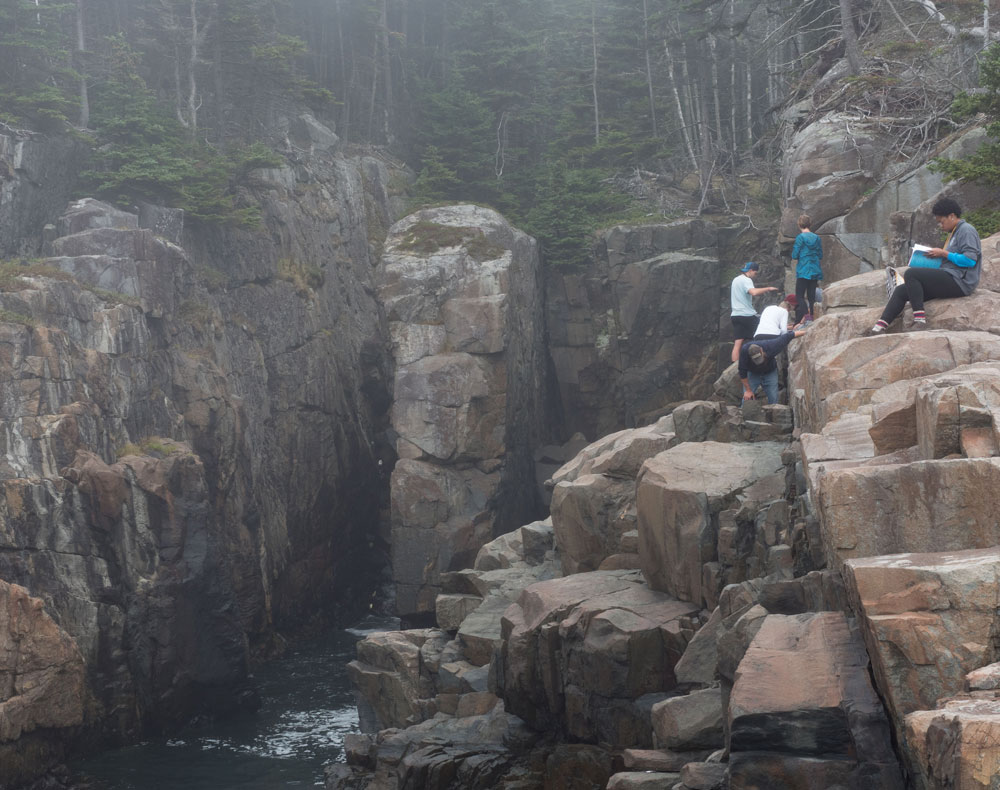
[70,615,398,789]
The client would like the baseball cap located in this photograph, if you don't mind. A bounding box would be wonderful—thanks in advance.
[740,262,760,273]
[747,344,766,365]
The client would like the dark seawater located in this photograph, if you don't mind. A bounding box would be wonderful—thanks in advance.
[71,615,398,790]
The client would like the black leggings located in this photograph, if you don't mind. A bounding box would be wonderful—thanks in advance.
[795,278,818,322]
[880,267,966,323]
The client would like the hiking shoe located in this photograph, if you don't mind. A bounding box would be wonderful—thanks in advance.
[910,320,929,331]
[862,325,886,337]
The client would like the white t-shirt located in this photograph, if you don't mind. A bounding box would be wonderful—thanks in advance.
[730,274,756,317]
[754,305,788,337]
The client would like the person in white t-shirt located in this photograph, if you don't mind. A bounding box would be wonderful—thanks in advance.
[754,295,799,339]
[730,262,778,362]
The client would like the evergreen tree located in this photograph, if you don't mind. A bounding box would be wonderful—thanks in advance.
[0,0,76,129]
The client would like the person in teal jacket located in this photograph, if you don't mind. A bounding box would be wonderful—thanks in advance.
[791,214,823,323]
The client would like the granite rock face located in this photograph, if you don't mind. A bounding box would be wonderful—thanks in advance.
[545,220,723,439]
[0,130,89,258]
[499,570,703,748]
[0,123,400,777]
[379,206,546,618]
[0,581,85,787]
[843,549,1000,735]
[905,693,1000,790]
[728,612,903,789]
[636,441,787,609]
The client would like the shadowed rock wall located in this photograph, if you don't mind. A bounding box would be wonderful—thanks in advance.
[0,116,398,779]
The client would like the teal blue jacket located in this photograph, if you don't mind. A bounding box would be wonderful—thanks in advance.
[792,231,823,280]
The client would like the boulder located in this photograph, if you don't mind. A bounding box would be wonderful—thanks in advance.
[905,693,1000,790]
[637,441,787,608]
[815,270,886,313]
[796,331,1000,432]
[817,459,1000,566]
[728,612,903,788]
[650,687,724,750]
[550,473,635,575]
[547,419,677,487]
[606,771,680,789]
[843,548,1000,733]
[499,570,702,747]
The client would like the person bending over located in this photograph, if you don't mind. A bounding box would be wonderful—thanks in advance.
[739,329,807,405]
[866,198,981,335]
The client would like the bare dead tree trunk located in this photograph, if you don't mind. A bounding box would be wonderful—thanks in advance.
[745,50,753,145]
[698,65,713,211]
[642,0,657,137]
[367,25,378,141]
[333,0,349,136]
[212,23,225,146]
[75,0,89,128]
[664,40,697,171]
[591,0,600,145]
[729,0,737,154]
[379,0,392,143]
[839,0,862,75]
[985,0,990,50]
[709,35,723,159]
[188,0,199,135]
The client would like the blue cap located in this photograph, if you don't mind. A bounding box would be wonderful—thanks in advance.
[741,261,760,273]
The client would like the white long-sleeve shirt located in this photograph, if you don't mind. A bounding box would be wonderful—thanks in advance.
[754,305,789,337]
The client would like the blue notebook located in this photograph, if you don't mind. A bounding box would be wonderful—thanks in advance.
[908,245,940,269]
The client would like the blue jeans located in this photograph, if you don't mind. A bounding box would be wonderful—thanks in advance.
[747,369,779,404]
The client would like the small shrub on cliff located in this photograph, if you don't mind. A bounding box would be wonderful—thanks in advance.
[117,436,181,458]
[277,258,324,295]
[931,43,1000,186]
[397,221,505,261]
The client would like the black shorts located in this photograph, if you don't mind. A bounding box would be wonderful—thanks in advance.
[731,315,759,340]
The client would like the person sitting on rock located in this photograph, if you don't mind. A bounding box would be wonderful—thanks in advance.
[865,198,981,335]
[754,295,800,340]
[739,329,807,405]
[731,261,778,362]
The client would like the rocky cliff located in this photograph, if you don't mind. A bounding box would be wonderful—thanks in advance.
[0,119,399,782]
[339,210,1000,788]
[377,205,547,620]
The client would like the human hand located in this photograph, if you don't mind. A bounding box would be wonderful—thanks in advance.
[926,248,947,258]
[742,389,755,401]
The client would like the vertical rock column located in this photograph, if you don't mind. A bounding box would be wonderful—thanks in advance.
[377,206,546,618]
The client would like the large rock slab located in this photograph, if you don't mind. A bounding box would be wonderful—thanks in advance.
[905,693,1000,790]
[548,417,677,486]
[817,458,1000,566]
[796,330,1000,433]
[728,612,903,788]
[499,570,702,747]
[550,473,635,575]
[380,205,546,617]
[636,442,787,608]
[843,549,1000,734]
